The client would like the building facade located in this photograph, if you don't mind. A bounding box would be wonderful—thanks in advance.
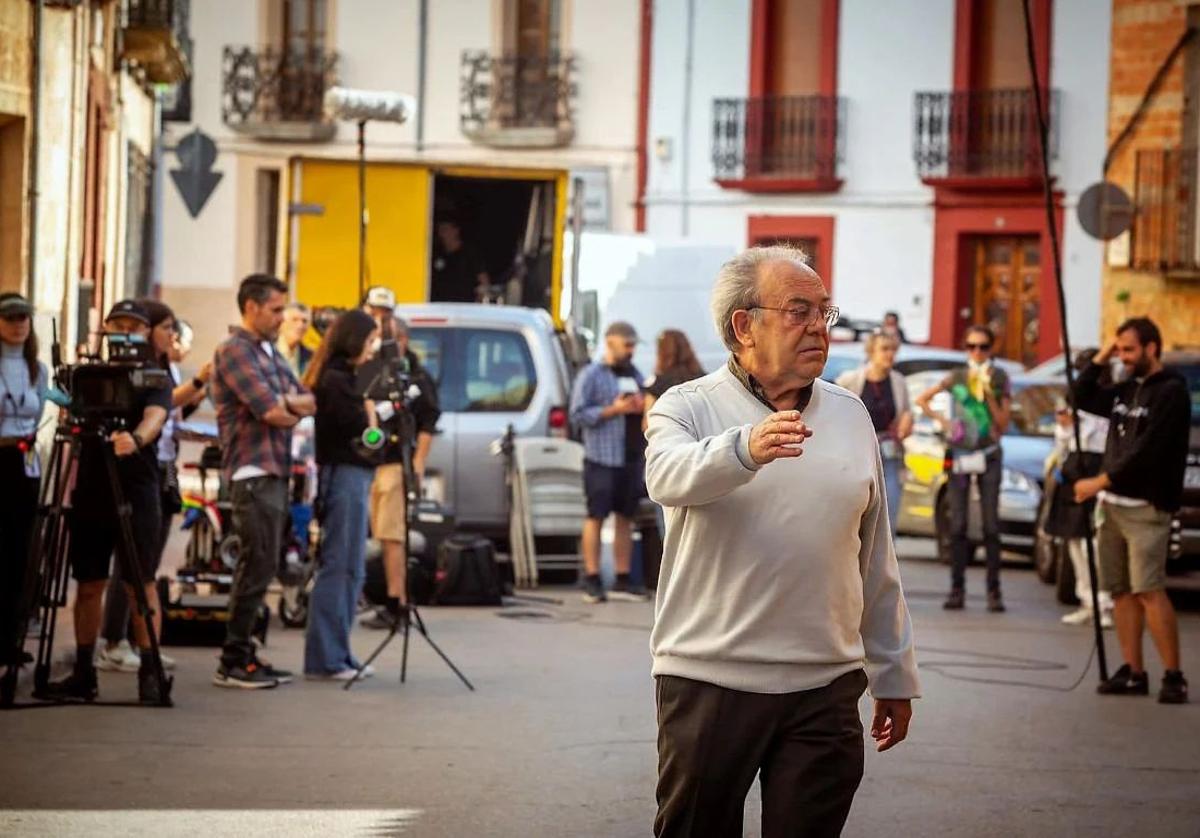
[160,0,641,360]
[0,0,184,350]
[1102,0,1200,349]
[642,0,1110,362]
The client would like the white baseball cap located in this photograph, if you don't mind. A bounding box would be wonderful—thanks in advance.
[365,286,396,309]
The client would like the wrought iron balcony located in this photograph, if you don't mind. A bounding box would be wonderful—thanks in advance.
[712,95,844,190]
[120,0,191,83]
[460,51,576,148]
[913,88,1058,183]
[1133,148,1200,274]
[222,47,339,142]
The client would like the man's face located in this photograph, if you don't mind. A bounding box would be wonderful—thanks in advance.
[436,221,461,250]
[367,306,392,327]
[606,333,636,366]
[282,308,310,345]
[105,315,150,339]
[248,290,287,341]
[1116,328,1155,377]
[744,260,830,384]
[884,314,899,328]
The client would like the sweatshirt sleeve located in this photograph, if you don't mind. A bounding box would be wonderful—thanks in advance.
[1071,362,1117,418]
[1105,382,1191,497]
[858,446,921,699]
[644,387,761,508]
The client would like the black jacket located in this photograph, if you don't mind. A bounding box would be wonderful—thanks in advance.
[355,349,441,463]
[1072,362,1190,512]
[313,356,375,469]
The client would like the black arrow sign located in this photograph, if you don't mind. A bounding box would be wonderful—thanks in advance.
[171,129,222,218]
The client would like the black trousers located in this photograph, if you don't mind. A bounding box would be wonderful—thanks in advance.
[1,448,40,661]
[947,451,1003,593]
[221,475,287,668]
[655,669,868,838]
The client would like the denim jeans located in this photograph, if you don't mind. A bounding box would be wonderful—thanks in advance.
[305,463,374,674]
[947,451,1003,593]
[881,455,902,537]
[222,475,288,668]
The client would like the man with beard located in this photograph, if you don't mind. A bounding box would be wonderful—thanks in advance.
[1073,317,1190,704]
[569,321,650,603]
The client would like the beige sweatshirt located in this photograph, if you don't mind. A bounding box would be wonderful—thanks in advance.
[645,365,921,699]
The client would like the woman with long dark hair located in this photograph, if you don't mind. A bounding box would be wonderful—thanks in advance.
[302,309,381,680]
[0,293,48,664]
[643,329,705,429]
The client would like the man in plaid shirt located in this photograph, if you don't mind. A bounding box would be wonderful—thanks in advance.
[569,321,649,604]
[211,274,315,689]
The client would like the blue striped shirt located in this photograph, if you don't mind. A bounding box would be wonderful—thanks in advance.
[569,362,644,467]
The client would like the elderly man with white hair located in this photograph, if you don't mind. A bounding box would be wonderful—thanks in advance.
[645,245,920,838]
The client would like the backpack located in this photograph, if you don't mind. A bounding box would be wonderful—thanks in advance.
[434,534,503,606]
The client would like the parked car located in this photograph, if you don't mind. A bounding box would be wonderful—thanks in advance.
[822,342,1025,385]
[895,371,1063,564]
[396,304,573,540]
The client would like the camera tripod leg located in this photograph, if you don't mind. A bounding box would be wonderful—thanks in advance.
[29,436,77,701]
[400,612,411,684]
[343,614,404,691]
[407,607,474,691]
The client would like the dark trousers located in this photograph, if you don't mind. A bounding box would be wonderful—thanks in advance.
[947,451,1003,593]
[1,449,40,660]
[221,475,287,668]
[102,490,176,644]
[655,669,868,838]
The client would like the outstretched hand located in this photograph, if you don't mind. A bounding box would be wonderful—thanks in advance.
[748,411,813,465]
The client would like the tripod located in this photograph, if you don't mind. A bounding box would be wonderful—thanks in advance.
[344,361,473,692]
[2,423,173,708]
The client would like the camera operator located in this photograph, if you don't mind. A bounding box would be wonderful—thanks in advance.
[44,300,171,705]
[0,293,48,666]
[211,274,315,690]
[359,287,441,623]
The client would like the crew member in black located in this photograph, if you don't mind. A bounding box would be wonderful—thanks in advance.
[1073,317,1190,704]
[431,218,490,303]
[45,300,172,705]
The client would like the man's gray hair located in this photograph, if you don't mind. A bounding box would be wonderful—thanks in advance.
[284,302,310,315]
[711,244,812,352]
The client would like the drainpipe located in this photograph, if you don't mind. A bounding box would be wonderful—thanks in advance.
[634,0,652,232]
[415,0,428,153]
[27,0,44,305]
[679,0,695,237]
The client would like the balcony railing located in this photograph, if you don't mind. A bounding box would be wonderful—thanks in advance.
[222,46,338,142]
[712,95,844,189]
[460,51,576,148]
[1133,148,1200,274]
[120,0,191,83]
[913,88,1058,182]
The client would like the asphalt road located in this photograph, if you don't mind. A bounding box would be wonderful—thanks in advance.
[2,539,1198,837]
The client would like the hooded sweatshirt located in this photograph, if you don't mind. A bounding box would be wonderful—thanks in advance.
[1072,361,1191,513]
[644,365,920,699]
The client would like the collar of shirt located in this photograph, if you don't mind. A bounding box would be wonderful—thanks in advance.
[727,355,813,413]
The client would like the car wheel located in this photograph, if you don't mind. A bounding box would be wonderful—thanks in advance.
[1055,548,1079,606]
[1034,528,1059,584]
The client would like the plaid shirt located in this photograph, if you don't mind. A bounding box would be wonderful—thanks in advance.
[569,361,644,467]
[212,327,307,481]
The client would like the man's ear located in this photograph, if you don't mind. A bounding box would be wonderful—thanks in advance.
[731,310,755,349]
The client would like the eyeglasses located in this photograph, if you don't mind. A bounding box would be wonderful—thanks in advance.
[965,342,992,351]
[749,303,840,329]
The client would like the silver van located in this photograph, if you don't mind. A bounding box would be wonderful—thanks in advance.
[394,303,574,536]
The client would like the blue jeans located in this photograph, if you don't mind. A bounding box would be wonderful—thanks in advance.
[881,455,902,537]
[305,463,374,674]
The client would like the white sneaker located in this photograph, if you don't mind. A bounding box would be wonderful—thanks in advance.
[96,640,141,673]
[305,668,362,682]
[1101,611,1114,629]
[1060,608,1093,626]
[157,651,177,670]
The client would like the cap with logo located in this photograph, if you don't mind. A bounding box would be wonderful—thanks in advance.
[365,286,396,310]
[105,299,151,326]
[0,293,33,318]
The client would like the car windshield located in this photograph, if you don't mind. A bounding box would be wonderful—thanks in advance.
[1006,381,1065,437]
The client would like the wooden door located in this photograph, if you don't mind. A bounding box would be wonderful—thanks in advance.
[755,0,824,176]
[972,236,1040,367]
[506,0,561,128]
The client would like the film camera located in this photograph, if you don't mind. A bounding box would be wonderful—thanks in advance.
[59,332,172,424]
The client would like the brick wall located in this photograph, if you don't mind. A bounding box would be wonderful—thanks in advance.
[1102,0,1199,350]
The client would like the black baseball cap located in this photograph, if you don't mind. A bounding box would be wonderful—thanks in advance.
[105,299,151,326]
[0,293,33,317]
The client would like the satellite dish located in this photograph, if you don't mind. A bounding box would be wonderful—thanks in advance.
[1078,181,1134,241]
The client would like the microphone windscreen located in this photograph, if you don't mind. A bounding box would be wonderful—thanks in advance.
[324,87,415,124]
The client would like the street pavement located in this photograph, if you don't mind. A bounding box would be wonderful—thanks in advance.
[2,539,1199,837]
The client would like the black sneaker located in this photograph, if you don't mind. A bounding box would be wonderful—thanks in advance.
[942,589,965,610]
[40,670,98,703]
[213,660,279,690]
[1097,663,1149,696]
[1159,670,1189,704]
[987,591,1006,613]
[138,667,172,706]
[609,577,650,602]
[581,575,607,604]
[253,657,294,685]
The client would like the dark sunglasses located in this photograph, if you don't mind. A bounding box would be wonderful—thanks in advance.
[965,341,992,351]
[1,313,30,323]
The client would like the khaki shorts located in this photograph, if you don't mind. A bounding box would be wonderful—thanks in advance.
[369,462,408,543]
[1096,501,1171,595]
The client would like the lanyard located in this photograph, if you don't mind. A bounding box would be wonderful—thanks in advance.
[0,365,27,417]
